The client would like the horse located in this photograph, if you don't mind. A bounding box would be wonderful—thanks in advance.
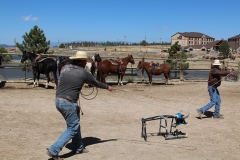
[136,59,171,85]
[97,54,135,85]
[85,53,102,76]
[58,53,102,76]
[21,51,58,89]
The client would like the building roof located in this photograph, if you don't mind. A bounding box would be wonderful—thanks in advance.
[185,40,222,50]
[228,34,240,39]
[185,40,240,50]
[228,42,240,50]
[204,40,221,48]
[172,32,214,39]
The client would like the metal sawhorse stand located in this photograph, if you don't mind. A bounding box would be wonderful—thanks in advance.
[141,114,188,141]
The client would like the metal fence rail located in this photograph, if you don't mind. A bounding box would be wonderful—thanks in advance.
[0,55,239,83]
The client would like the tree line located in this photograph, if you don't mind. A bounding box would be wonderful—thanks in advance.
[57,40,170,49]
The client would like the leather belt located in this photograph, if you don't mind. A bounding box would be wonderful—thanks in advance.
[56,97,73,102]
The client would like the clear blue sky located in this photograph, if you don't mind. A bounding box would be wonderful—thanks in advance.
[1,0,239,46]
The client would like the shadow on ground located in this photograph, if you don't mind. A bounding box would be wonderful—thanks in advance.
[49,137,117,159]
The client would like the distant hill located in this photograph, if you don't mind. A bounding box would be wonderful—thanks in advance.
[0,44,15,48]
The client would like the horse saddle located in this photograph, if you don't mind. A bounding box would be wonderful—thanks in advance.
[149,64,163,73]
[32,57,48,68]
[109,59,122,66]
[156,64,163,70]
[108,59,123,73]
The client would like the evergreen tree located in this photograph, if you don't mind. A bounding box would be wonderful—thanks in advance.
[140,40,148,46]
[0,47,13,63]
[165,42,189,78]
[219,40,231,58]
[16,25,50,54]
[59,43,65,48]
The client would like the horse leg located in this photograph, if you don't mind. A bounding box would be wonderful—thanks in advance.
[117,74,120,85]
[52,71,58,89]
[141,69,144,82]
[36,73,40,87]
[168,71,172,80]
[33,72,37,88]
[149,74,153,85]
[49,72,54,82]
[45,73,50,89]
[120,73,124,86]
[163,73,169,85]
[147,72,152,85]
[101,73,107,84]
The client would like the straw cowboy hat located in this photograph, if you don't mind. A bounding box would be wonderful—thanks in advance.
[69,51,93,63]
[212,59,221,66]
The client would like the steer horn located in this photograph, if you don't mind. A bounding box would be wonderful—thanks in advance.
[183,113,190,119]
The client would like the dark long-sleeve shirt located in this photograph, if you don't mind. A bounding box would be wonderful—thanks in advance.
[208,67,230,88]
[56,64,108,102]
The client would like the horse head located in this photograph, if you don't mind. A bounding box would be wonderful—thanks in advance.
[21,51,28,63]
[136,61,143,70]
[21,51,37,63]
[129,55,135,64]
[94,53,102,63]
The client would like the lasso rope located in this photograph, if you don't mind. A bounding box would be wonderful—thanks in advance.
[176,71,236,110]
[115,70,236,114]
[81,86,98,100]
[78,85,99,115]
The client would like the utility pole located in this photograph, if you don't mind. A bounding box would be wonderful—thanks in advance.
[160,37,162,50]
[124,36,126,51]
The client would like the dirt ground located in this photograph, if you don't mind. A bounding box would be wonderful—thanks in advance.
[0,81,240,160]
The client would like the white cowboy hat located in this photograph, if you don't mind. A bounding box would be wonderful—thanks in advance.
[212,59,221,66]
[69,51,93,63]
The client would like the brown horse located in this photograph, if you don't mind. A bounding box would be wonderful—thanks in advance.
[136,60,171,85]
[97,55,135,85]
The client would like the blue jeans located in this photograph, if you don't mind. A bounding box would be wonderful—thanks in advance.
[49,99,84,156]
[198,86,221,117]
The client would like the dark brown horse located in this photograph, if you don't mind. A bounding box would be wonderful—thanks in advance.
[136,59,171,85]
[58,53,102,76]
[97,55,135,85]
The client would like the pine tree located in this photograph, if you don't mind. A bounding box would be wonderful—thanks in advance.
[16,25,50,54]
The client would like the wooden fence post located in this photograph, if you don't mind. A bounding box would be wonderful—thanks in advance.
[238,61,240,82]
[180,58,183,81]
[222,60,225,69]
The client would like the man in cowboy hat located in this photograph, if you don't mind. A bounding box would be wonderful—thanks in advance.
[47,51,115,159]
[196,59,234,119]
